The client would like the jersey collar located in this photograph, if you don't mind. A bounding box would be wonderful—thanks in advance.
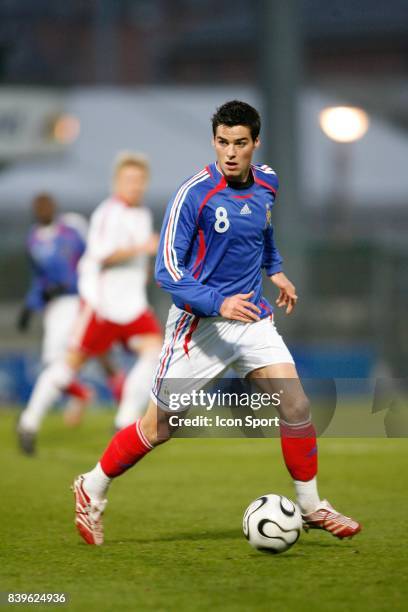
[113,194,134,207]
[212,162,254,190]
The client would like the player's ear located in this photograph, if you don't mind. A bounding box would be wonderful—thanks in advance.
[254,137,260,150]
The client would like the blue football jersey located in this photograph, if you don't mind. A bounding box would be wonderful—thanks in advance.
[25,221,86,310]
[155,162,283,318]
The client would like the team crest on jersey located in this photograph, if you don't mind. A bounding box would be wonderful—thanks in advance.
[240,203,252,215]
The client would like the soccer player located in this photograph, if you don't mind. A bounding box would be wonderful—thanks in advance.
[18,153,162,450]
[73,101,361,545]
[17,194,95,451]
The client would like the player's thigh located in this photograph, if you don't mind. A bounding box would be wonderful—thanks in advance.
[248,364,310,423]
[42,296,80,363]
[151,307,236,411]
[128,333,163,355]
[123,309,163,353]
[234,318,310,422]
[233,317,294,378]
[69,303,117,361]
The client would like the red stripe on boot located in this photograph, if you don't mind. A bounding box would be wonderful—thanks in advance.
[100,419,153,478]
[279,421,318,482]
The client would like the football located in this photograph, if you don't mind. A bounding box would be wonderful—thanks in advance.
[243,494,302,554]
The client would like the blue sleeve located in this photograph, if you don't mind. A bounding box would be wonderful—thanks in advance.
[74,231,86,258]
[64,225,86,264]
[25,257,45,311]
[155,190,224,317]
[262,224,283,276]
[55,227,84,293]
[25,280,45,310]
[66,229,86,291]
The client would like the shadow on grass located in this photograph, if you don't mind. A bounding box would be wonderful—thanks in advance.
[107,530,345,552]
[299,538,344,549]
[108,528,243,545]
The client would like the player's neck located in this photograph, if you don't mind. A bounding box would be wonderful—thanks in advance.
[229,171,254,190]
[114,194,137,207]
[36,222,58,239]
[216,162,253,189]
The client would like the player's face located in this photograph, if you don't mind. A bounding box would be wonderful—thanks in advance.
[114,165,148,206]
[213,125,260,182]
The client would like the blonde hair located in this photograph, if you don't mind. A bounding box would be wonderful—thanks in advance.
[112,151,150,180]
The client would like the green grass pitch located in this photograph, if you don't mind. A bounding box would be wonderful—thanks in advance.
[1,408,407,612]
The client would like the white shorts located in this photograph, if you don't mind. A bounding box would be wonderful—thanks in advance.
[42,295,80,364]
[151,305,294,410]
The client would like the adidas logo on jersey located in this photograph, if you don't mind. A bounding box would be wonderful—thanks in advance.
[240,203,252,215]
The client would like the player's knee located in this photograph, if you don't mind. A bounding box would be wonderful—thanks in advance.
[132,334,163,356]
[281,395,311,424]
[66,349,87,372]
[49,360,75,388]
[140,415,172,446]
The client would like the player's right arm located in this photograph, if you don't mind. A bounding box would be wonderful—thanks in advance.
[86,203,157,266]
[17,274,40,331]
[155,188,260,322]
[101,236,158,267]
[17,237,45,331]
[263,224,297,315]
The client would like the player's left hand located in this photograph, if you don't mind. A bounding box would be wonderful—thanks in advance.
[42,283,67,302]
[16,306,33,332]
[270,272,298,315]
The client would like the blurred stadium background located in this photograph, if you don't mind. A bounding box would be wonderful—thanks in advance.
[1,0,408,405]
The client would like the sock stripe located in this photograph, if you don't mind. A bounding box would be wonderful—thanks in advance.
[136,419,153,450]
[100,422,153,478]
[280,421,315,438]
[280,417,311,428]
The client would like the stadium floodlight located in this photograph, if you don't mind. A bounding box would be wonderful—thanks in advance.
[52,114,80,144]
[319,106,369,143]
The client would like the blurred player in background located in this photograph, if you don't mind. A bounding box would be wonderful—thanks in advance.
[18,152,162,450]
[17,194,93,446]
[62,211,126,423]
[17,194,125,453]
[17,194,85,353]
[56,211,126,416]
[73,101,361,545]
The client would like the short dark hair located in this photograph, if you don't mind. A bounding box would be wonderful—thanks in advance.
[212,100,261,141]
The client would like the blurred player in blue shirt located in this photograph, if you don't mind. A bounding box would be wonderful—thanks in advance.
[18,193,85,358]
[27,197,84,306]
[17,194,124,452]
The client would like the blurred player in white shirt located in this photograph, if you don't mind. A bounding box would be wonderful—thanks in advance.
[18,152,162,447]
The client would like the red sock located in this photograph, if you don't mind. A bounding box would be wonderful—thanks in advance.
[107,371,126,403]
[100,420,153,478]
[279,420,318,481]
[65,380,92,401]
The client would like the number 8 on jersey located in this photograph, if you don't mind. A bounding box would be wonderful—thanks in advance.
[214,206,230,233]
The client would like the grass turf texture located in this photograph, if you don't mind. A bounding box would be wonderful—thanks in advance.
[1,408,407,612]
